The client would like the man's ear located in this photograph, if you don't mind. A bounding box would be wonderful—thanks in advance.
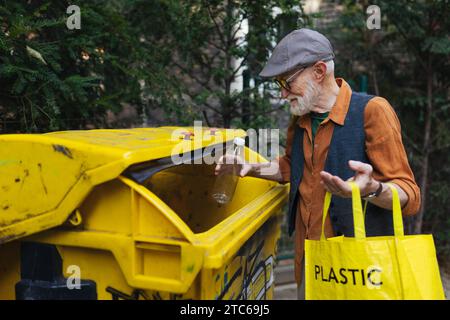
[312,61,327,82]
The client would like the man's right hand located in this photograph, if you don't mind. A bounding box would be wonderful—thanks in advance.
[214,155,285,182]
[214,154,255,177]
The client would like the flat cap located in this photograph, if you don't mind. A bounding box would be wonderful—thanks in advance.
[259,28,335,79]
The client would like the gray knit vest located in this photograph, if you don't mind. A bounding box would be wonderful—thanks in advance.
[287,92,395,237]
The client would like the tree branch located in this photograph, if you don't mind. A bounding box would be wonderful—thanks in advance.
[183,89,221,115]
[202,110,212,127]
[205,2,227,48]
[238,104,286,118]
[431,143,450,153]
[231,51,250,78]
[401,131,424,156]
[172,61,214,92]
[205,37,227,54]
[390,19,427,70]
[229,15,245,46]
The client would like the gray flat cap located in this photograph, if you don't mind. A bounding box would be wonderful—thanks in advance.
[259,28,335,79]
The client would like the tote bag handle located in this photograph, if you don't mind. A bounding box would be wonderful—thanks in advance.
[321,181,404,240]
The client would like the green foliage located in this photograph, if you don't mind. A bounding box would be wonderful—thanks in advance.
[0,0,306,130]
[0,0,180,132]
[133,0,305,128]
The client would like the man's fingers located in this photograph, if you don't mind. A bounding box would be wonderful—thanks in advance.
[216,155,225,165]
[215,155,250,177]
[240,165,252,177]
[320,171,353,197]
[332,176,352,194]
[348,160,373,174]
[320,171,333,181]
[320,181,333,193]
[320,172,341,194]
[215,155,234,173]
[327,179,341,193]
[320,172,336,190]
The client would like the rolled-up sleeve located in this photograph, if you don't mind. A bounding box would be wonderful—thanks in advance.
[277,125,294,184]
[364,97,421,216]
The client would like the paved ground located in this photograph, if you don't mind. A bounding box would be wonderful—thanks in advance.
[273,259,297,300]
[274,282,298,300]
[440,266,450,299]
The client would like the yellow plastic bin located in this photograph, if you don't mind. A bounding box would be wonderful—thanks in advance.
[0,127,288,300]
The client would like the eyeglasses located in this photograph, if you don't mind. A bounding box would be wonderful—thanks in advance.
[274,67,306,91]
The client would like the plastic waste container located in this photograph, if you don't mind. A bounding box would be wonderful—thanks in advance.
[0,127,288,300]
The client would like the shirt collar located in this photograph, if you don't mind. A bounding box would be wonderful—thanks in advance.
[328,78,352,126]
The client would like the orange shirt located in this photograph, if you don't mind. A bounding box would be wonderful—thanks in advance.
[278,78,421,284]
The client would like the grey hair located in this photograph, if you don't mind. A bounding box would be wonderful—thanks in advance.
[325,60,335,75]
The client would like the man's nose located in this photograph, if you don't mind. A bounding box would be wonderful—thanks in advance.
[280,87,289,99]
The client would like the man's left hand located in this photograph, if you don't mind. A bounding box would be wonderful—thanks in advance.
[319,160,380,198]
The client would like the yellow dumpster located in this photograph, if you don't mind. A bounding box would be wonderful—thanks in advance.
[0,127,288,300]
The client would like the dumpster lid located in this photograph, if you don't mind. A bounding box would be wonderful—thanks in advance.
[0,127,246,244]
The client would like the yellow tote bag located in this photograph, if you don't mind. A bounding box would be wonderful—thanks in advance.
[305,182,445,300]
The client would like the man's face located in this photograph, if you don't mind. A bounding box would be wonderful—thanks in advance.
[277,66,321,116]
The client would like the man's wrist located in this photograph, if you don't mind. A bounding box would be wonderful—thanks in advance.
[362,180,383,199]
[369,179,380,193]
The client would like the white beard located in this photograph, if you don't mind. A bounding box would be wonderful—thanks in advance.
[288,81,320,116]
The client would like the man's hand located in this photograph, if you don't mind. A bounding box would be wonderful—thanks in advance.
[319,160,380,198]
[214,154,254,177]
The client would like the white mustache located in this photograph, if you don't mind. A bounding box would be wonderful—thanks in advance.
[285,82,320,116]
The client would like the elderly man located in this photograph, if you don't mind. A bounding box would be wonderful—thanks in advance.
[215,28,421,299]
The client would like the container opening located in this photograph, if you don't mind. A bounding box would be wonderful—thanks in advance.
[141,163,274,234]
[122,145,275,234]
